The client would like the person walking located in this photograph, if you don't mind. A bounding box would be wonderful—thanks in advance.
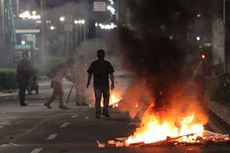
[16,51,35,106]
[87,49,115,119]
[44,59,74,109]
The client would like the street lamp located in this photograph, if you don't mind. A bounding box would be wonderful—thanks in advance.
[21,40,25,45]
[50,26,55,30]
[60,16,65,22]
[74,19,85,25]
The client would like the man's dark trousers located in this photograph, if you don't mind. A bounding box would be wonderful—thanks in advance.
[94,86,110,116]
[17,74,29,105]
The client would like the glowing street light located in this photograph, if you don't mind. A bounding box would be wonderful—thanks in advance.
[60,16,65,22]
[96,22,117,30]
[196,36,201,41]
[107,5,116,15]
[21,41,25,45]
[50,26,55,30]
[32,10,37,15]
[74,19,85,25]
[19,10,40,20]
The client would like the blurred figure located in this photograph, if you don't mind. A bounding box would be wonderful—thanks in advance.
[193,59,207,103]
[87,49,115,119]
[17,51,35,106]
[45,59,74,109]
[74,55,88,106]
[27,69,39,95]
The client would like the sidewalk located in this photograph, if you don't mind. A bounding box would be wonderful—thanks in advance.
[208,101,230,126]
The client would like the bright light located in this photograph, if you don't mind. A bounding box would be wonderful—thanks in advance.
[74,19,85,25]
[32,10,36,15]
[80,19,85,24]
[201,54,206,59]
[95,22,98,27]
[107,5,116,15]
[197,13,201,18]
[97,22,117,30]
[60,16,65,22]
[50,26,55,30]
[196,36,200,41]
[19,10,40,20]
[108,0,114,5]
[21,41,25,45]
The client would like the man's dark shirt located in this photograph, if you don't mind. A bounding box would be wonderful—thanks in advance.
[87,59,114,87]
[17,59,33,81]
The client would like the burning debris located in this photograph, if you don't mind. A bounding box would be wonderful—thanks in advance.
[107,131,229,148]
[96,85,230,148]
[98,129,229,148]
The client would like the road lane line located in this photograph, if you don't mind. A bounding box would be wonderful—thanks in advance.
[71,114,78,118]
[60,122,70,128]
[47,133,57,140]
[31,148,42,153]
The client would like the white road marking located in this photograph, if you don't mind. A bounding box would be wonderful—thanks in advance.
[47,133,57,140]
[71,114,78,118]
[60,122,70,128]
[31,148,43,153]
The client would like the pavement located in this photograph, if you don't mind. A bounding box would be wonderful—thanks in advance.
[0,77,229,153]
[207,101,230,128]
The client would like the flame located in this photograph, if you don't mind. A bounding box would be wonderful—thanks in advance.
[125,104,205,145]
[110,92,122,106]
[100,91,122,108]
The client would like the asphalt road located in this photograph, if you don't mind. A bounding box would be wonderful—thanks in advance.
[0,79,229,153]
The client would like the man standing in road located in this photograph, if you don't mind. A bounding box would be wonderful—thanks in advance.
[87,49,115,119]
[17,51,35,106]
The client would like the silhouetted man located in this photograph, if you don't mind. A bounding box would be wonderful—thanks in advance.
[17,51,34,106]
[87,49,115,119]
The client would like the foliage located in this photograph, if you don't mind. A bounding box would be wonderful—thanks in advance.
[0,68,17,91]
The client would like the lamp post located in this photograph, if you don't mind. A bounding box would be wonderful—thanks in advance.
[40,0,47,63]
[74,19,86,45]
[1,0,5,47]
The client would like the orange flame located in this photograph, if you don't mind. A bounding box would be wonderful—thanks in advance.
[125,104,205,145]
[100,90,122,108]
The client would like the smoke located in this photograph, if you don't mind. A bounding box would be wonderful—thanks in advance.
[117,0,208,118]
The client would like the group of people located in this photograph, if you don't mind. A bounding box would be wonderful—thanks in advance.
[17,49,115,119]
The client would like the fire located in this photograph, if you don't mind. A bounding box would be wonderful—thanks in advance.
[125,104,205,145]
[110,92,122,106]
[100,90,122,108]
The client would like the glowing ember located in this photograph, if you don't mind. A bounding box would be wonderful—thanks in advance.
[125,105,205,145]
